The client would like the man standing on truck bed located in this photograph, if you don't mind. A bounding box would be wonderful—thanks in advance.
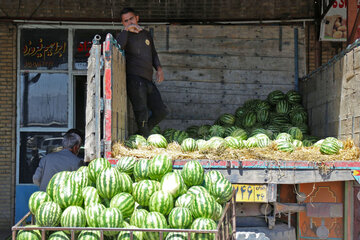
[116,7,169,137]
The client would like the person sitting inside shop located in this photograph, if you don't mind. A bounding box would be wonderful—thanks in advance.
[33,132,83,191]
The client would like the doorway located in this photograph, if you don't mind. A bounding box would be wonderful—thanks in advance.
[74,76,87,135]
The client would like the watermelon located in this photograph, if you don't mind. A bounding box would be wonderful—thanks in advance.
[320,137,341,155]
[117,225,143,240]
[132,180,158,207]
[16,225,41,240]
[267,90,285,105]
[270,113,289,125]
[147,134,168,148]
[98,208,123,236]
[224,126,238,137]
[77,230,101,240]
[242,111,257,128]
[181,138,198,152]
[125,134,147,149]
[211,201,223,221]
[118,172,133,194]
[187,186,209,197]
[85,203,105,227]
[165,232,188,240]
[82,186,101,207]
[149,190,174,216]
[46,171,70,201]
[276,140,295,153]
[143,212,168,240]
[88,158,111,183]
[256,109,270,124]
[190,218,217,240]
[96,167,122,199]
[245,137,258,148]
[172,130,189,144]
[175,193,194,208]
[208,177,233,204]
[209,125,225,137]
[28,191,52,215]
[207,137,226,150]
[197,125,211,138]
[150,125,161,134]
[110,192,135,218]
[185,125,200,138]
[276,133,293,142]
[231,128,248,140]
[168,207,193,229]
[290,111,308,125]
[288,127,303,141]
[235,106,246,119]
[163,129,177,142]
[243,99,261,110]
[161,172,184,198]
[286,90,302,104]
[69,169,89,189]
[60,206,86,234]
[181,160,204,187]
[276,100,290,114]
[148,154,172,181]
[130,208,149,228]
[133,159,150,181]
[48,231,70,240]
[293,139,303,148]
[219,113,235,126]
[254,133,271,148]
[56,177,83,209]
[302,139,313,147]
[116,156,137,175]
[190,193,216,219]
[204,170,224,191]
[36,201,62,227]
[224,136,243,149]
[196,139,209,151]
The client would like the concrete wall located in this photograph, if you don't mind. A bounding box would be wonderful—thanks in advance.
[300,44,360,144]
[0,22,16,231]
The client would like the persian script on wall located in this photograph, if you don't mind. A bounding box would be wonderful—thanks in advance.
[20,29,68,70]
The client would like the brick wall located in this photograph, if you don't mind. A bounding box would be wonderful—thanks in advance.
[0,22,16,230]
[0,0,313,22]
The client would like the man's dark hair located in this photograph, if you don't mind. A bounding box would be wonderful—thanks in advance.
[65,128,84,143]
[120,7,137,17]
[62,132,82,149]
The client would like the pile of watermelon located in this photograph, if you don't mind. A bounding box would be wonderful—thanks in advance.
[20,155,234,240]
[125,90,343,155]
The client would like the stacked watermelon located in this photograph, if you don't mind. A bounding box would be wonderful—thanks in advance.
[123,89,346,155]
[22,155,234,239]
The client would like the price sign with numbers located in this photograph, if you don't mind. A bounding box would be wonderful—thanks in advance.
[233,184,269,202]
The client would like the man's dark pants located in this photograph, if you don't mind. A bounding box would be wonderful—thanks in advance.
[127,74,169,137]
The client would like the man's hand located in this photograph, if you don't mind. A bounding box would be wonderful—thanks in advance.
[125,24,142,33]
[156,67,164,83]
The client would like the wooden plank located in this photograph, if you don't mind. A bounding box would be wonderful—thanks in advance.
[147,25,305,40]
[159,53,297,71]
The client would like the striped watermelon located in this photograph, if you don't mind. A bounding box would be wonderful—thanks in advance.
[190,218,217,240]
[196,139,209,151]
[36,201,62,227]
[190,193,216,219]
[231,128,248,140]
[302,139,313,147]
[55,177,83,209]
[16,225,41,240]
[110,192,135,218]
[256,109,270,124]
[267,90,285,105]
[276,100,290,114]
[172,130,189,144]
[118,172,133,194]
[320,137,341,155]
[117,225,143,240]
[181,138,198,152]
[77,230,101,240]
[125,134,147,149]
[181,160,204,187]
[132,180,158,207]
[175,193,194,208]
[116,156,137,175]
[243,99,261,110]
[130,208,149,228]
[288,127,303,141]
[48,231,70,240]
[28,191,52,215]
[235,106,246,118]
[147,134,168,148]
[209,125,225,137]
[85,203,105,227]
[187,186,209,196]
[150,125,161,134]
[148,154,172,181]
[168,207,193,229]
[69,170,89,189]
[204,170,224,191]
[163,128,177,142]
[314,139,325,148]
[133,158,150,181]
[209,177,233,204]
[256,100,272,111]
[270,113,289,125]
[46,171,70,201]
[245,137,258,148]
[276,140,295,153]
[296,123,309,135]
[286,90,302,104]
[290,111,308,125]
[88,158,111,183]
[96,167,122,199]
[165,232,188,240]
[224,136,243,149]
[161,172,184,198]
[82,186,101,207]
[207,137,226,150]
[60,206,86,234]
[143,212,168,240]
[254,133,271,148]
[224,126,238,137]
[149,190,174,216]
[98,207,123,236]
[211,201,223,221]
[197,125,211,138]
[185,125,200,138]
[276,133,293,142]
[292,140,303,148]
[219,113,235,126]
[242,111,257,128]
